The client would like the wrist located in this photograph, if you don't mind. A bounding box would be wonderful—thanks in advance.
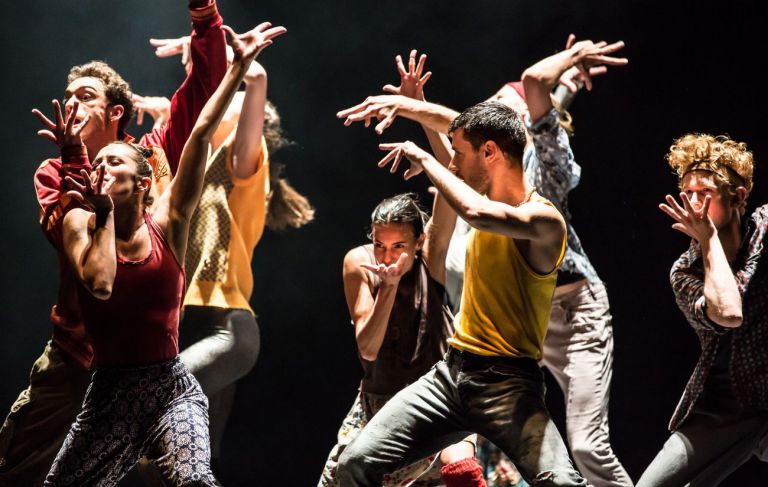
[379,279,400,290]
[94,206,113,228]
[60,144,86,157]
[699,230,721,250]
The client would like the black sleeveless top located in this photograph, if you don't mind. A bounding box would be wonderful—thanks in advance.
[358,245,454,395]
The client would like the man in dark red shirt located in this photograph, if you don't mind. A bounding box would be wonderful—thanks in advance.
[0,2,226,484]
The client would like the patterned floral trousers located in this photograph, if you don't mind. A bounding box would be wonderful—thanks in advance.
[44,357,219,486]
[319,391,443,486]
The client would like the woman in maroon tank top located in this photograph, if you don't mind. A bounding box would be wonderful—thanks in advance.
[43,23,286,487]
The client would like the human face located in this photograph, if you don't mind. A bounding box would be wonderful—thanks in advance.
[680,170,736,231]
[63,77,116,144]
[92,143,147,204]
[371,223,424,270]
[449,129,489,192]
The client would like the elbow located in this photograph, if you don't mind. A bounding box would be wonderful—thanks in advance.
[462,206,490,230]
[708,303,743,328]
[83,271,114,300]
[521,68,545,87]
[87,280,112,300]
[359,350,378,362]
[356,341,379,362]
[716,311,743,328]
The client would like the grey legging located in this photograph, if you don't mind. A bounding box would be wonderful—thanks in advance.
[179,306,261,456]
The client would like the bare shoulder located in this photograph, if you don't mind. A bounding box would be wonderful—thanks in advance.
[526,199,566,249]
[343,244,373,274]
[528,199,565,221]
[63,207,93,229]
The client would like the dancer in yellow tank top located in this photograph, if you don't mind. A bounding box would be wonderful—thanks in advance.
[335,99,591,486]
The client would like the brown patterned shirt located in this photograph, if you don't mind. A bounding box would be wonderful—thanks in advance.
[669,203,768,430]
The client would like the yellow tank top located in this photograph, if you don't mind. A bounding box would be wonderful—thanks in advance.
[447,195,566,359]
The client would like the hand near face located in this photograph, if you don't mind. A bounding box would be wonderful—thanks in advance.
[377,141,432,180]
[659,192,717,242]
[360,252,410,287]
[65,166,114,214]
[382,49,432,100]
[32,99,91,148]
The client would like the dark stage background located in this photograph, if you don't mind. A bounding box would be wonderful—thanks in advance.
[1,0,766,485]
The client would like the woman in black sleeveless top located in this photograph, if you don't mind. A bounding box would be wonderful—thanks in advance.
[318,193,486,487]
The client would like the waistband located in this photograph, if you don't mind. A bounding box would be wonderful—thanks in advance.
[446,347,539,372]
[92,356,186,382]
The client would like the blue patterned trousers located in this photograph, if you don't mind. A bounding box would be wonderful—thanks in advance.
[44,357,219,486]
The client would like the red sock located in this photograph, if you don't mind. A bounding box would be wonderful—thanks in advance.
[440,458,487,487]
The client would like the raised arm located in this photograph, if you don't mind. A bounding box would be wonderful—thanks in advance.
[337,95,458,136]
[154,23,286,263]
[522,34,627,123]
[61,166,117,299]
[383,49,453,165]
[377,141,565,273]
[661,193,743,328]
[140,1,227,174]
[343,247,409,361]
[231,60,268,179]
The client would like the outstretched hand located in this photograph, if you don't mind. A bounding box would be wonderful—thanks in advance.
[659,193,717,242]
[132,94,171,128]
[150,36,192,65]
[360,252,410,287]
[222,22,287,65]
[65,166,114,214]
[564,33,627,91]
[558,64,608,93]
[377,141,432,180]
[337,95,412,134]
[32,100,90,148]
[383,49,432,100]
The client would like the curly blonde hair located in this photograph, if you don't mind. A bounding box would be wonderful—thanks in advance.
[667,134,754,199]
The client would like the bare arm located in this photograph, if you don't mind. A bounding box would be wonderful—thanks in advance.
[377,142,565,273]
[522,35,627,122]
[377,51,456,281]
[62,168,117,300]
[232,61,268,179]
[661,193,743,327]
[343,247,409,361]
[382,50,455,164]
[338,95,458,136]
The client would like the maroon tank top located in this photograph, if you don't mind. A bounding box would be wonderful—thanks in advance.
[78,212,185,366]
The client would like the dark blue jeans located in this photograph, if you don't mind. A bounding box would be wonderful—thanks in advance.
[337,348,586,486]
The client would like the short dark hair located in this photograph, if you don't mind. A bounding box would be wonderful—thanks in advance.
[369,193,428,239]
[448,101,526,161]
[68,61,134,139]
